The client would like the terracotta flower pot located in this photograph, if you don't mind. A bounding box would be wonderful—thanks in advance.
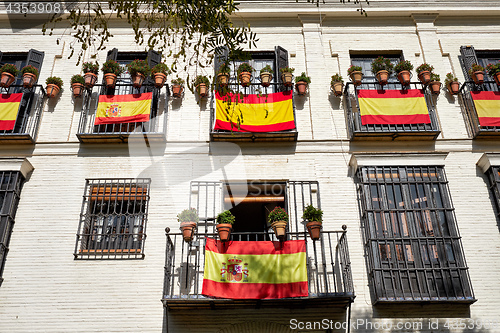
[429,81,441,95]
[196,83,208,98]
[295,81,308,95]
[376,70,389,86]
[104,73,117,88]
[71,83,84,98]
[132,73,145,88]
[418,70,431,85]
[46,84,60,98]
[281,72,293,87]
[260,72,273,87]
[180,222,197,242]
[0,72,15,88]
[306,221,322,241]
[271,220,287,239]
[349,71,363,86]
[172,84,183,98]
[447,81,460,95]
[471,71,484,85]
[22,72,37,88]
[239,71,252,87]
[216,223,232,242]
[494,72,500,86]
[153,73,167,88]
[397,70,411,86]
[84,72,98,88]
[331,81,344,97]
[217,73,229,87]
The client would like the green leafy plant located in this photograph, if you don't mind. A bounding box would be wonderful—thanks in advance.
[295,72,311,84]
[430,73,440,82]
[416,63,434,73]
[71,74,85,84]
[279,66,295,74]
[194,75,210,87]
[468,64,484,76]
[444,73,458,85]
[302,204,323,223]
[171,77,185,85]
[260,65,274,75]
[237,62,254,75]
[347,65,362,75]
[217,62,231,74]
[216,210,235,225]
[394,60,413,73]
[267,206,289,224]
[177,208,199,223]
[101,59,124,76]
[82,62,99,74]
[151,63,171,75]
[21,65,39,77]
[331,74,343,84]
[46,76,63,88]
[126,59,151,77]
[371,56,394,75]
[0,63,19,76]
[485,63,500,77]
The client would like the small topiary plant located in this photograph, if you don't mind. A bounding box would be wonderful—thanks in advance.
[347,65,362,75]
[126,59,151,77]
[295,72,311,84]
[267,206,289,224]
[82,62,99,74]
[371,56,394,75]
[217,210,235,225]
[430,73,441,82]
[237,62,254,76]
[331,74,343,84]
[394,60,414,73]
[102,59,124,76]
[177,208,199,223]
[444,73,458,85]
[171,77,185,85]
[46,76,63,88]
[71,74,85,85]
[486,63,500,77]
[416,63,434,73]
[302,204,323,223]
[194,75,210,87]
[217,62,231,74]
[151,63,171,75]
[0,63,19,76]
[21,65,39,77]
[279,66,295,74]
[260,65,274,75]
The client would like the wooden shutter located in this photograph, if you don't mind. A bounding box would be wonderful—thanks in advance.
[460,45,479,83]
[213,46,228,75]
[0,51,3,64]
[275,46,288,91]
[101,48,119,94]
[146,50,161,87]
[26,49,44,84]
[106,48,118,61]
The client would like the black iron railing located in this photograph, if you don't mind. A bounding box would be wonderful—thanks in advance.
[344,81,440,140]
[162,228,354,309]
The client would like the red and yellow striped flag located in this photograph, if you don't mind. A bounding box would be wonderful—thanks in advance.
[358,89,430,125]
[214,91,295,132]
[471,91,500,127]
[95,92,152,125]
[202,238,308,299]
[0,93,22,130]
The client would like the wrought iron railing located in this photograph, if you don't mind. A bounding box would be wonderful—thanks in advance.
[162,228,354,309]
[0,84,46,143]
[76,83,168,142]
[344,81,440,140]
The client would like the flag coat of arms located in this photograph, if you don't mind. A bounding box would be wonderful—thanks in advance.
[0,93,22,130]
[471,91,500,127]
[95,92,152,125]
[358,89,431,125]
[202,238,308,299]
[214,91,295,132]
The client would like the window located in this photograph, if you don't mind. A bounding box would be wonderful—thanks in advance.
[350,53,402,84]
[0,171,25,286]
[484,166,500,220]
[460,45,500,92]
[75,178,151,259]
[356,166,475,303]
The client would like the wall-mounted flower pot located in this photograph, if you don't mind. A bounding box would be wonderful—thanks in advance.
[239,72,252,87]
[104,73,117,88]
[446,82,460,95]
[295,81,308,95]
[0,72,15,88]
[349,71,363,86]
[306,221,322,241]
[196,83,208,98]
[46,84,61,98]
[217,73,229,87]
[84,72,98,88]
[180,222,197,242]
[494,72,500,86]
[71,83,84,98]
[471,71,484,85]
[397,70,411,86]
[172,84,183,98]
[216,224,232,242]
[153,73,167,88]
[429,81,441,95]
[281,72,293,87]
[376,70,389,85]
[260,72,273,87]
[22,73,37,88]
[271,220,287,240]
[331,82,344,97]
[417,71,431,85]
[132,73,145,88]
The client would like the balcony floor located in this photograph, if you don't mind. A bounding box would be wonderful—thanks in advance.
[77,132,166,143]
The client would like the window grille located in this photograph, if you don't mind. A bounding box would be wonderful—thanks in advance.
[75,178,151,259]
[484,166,500,220]
[356,166,475,304]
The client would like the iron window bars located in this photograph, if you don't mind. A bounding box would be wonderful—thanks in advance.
[356,166,475,304]
[0,171,24,286]
[484,166,500,220]
[75,178,151,259]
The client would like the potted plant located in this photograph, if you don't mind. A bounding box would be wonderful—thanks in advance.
[237,63,254,87]
[151,63,171,88]
[171,77,185,98]
[331,74,344,97]
[21,65,39,88]
[468,64,485,85]
[267,206,288,240]
[302,204,323,241]
[45,76,63,98]
[126,59,151,88]
[178,208,198,242]
[295,72,311,96]
[394,60,413,86]
[280,66,295,88]
[101,59,124,88]
[194,75,210,98]
[486,63,500,86]
[216,210,235,242]
[70,74,85,98]
[0,63,19,88]
[216,62,231,87]
[259,65,273,87]
[82,62,99,88]
[416,63,434,85]
[371,56,393,86]
[429,73,441,95]
[444,73,460,95]
[347,65,363,86]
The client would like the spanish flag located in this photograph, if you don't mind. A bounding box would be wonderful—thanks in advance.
[358,89,430,125]
[202,238,308,299]
[95,92,152,125]
[471,91,500,127]
[0,93,22,130]
[214,91,295,132]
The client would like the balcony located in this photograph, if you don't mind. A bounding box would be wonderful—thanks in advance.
[344,82,441,141]
[459,81,500,139]
[0,84,45,144]
[76,84,167,143]
[210,83,298,142]
[162,228,354,310]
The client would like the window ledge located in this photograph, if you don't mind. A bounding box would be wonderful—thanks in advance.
[349,153,448,173]
[477,153,500,173]
[0,158,34,178]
